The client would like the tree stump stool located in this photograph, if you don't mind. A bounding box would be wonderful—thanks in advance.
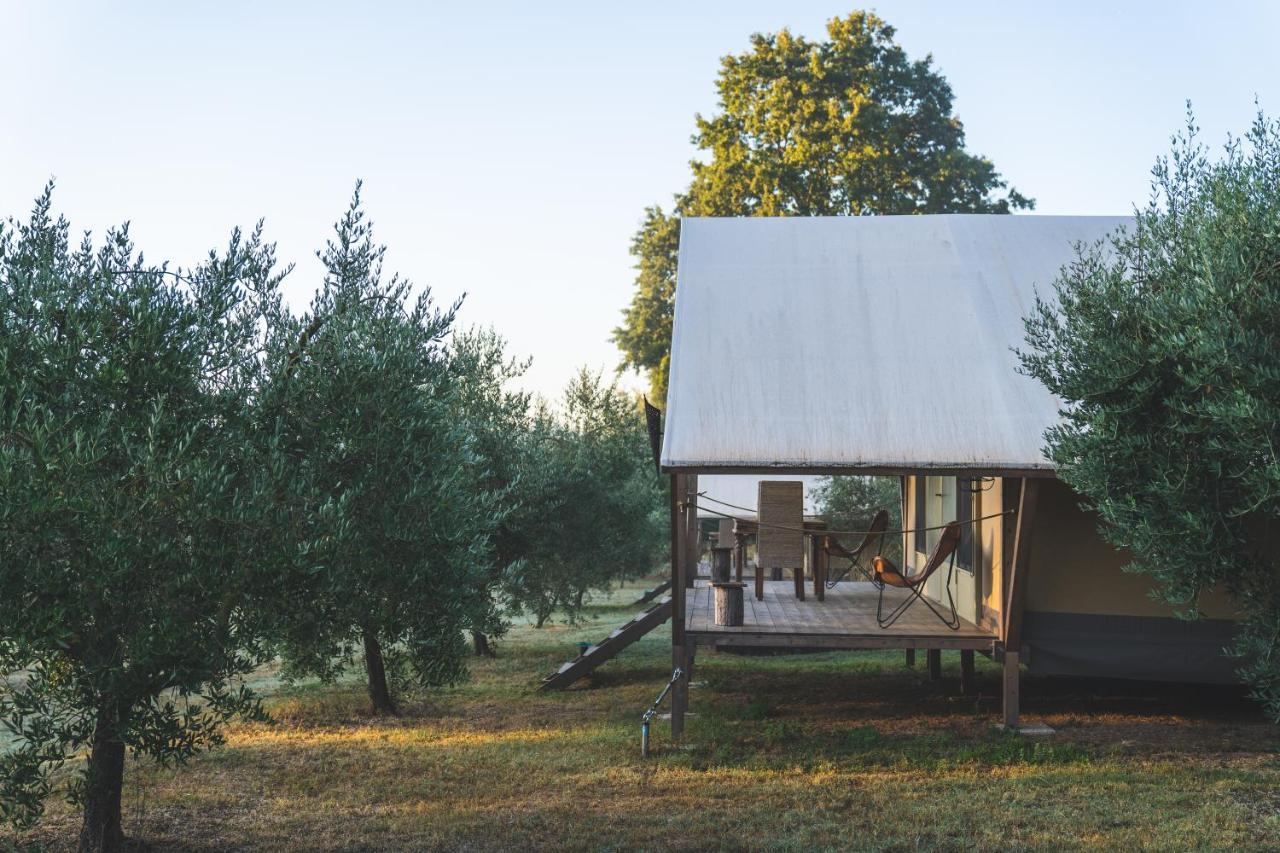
[712,582,745,627]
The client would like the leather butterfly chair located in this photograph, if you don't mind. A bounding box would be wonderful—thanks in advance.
[872,521,963,631]
[821,508,890,587]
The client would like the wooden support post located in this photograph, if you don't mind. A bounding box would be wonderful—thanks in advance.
[793,566,805,601]
[927,648,942,681]
[905,648,916,667]
[734,533,745,583]
[1002,478,1040,651]
[1002,650,1020,728]
[998,478,1039,730]
[669,473,688,738]
[684,475,698,589]
[960,649,975,695]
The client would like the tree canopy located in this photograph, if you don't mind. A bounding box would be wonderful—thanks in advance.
[615,11,1034,402]
[264,185,502,716]
[0,186,288,849]
[501,371,667,628]
[1019,108,1280,718]
[0,183,669,848]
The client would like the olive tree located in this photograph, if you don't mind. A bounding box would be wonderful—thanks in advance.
[447,327,533,656]
[0,187,289,850]
[265,185,502,715]
[1019,109,1280,717]
[503,371,666,627]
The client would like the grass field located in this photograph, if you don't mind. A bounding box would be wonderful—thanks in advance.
[5,579,1280,851]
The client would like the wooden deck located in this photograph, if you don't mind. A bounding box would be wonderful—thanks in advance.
[686,580,996,651]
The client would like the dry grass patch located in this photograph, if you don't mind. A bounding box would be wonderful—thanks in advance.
[6,580,1280,851]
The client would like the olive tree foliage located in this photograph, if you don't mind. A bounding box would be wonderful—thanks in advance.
[810,476,902,563]
[263,186,503,715]
[615,11,1033,401]
[447,326,533,656]
[0,186,290,849]
[503,371,667,628]
[1019,109,1280,718]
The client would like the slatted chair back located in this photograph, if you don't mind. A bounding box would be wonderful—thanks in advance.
[756,481,805,570]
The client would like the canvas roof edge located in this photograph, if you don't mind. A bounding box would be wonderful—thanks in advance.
[662,463,1057,477]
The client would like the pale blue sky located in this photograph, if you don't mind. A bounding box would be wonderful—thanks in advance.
[4,2,1278,398]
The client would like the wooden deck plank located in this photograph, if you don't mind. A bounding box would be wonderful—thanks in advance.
[684,579,994,647]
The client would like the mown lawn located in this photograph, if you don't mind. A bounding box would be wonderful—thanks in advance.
[6,579,1280,851]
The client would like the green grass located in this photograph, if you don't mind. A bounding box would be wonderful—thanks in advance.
[6,578,1280,851]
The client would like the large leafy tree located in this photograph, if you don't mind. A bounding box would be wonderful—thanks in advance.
[0,187,289,850]
[1019,109,1280,718]
[265,186,501,715]
[616,11,1033,401]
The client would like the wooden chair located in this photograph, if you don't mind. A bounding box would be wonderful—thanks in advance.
[756,481,806,601]
[821,508,890,587]
[872,521,962,630]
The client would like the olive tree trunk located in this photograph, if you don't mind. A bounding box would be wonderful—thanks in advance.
[78,710,126,853]
[362,627,398,716]
[471,630,495,658]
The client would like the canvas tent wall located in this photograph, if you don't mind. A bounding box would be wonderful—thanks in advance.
[901,473,1239,683]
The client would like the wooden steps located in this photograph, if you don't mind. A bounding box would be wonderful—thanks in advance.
[630,579,672,606]
[537,596,672,692]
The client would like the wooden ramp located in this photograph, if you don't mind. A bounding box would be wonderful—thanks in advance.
[630,578,672,606]
[538,597,672,692]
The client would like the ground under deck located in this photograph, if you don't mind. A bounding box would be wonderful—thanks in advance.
[686,580,996,651]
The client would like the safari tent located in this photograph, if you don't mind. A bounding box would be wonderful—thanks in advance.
[660,214,1240,733]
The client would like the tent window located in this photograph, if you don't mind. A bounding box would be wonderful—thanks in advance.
[913,475,927,554]
[956,478,974,571]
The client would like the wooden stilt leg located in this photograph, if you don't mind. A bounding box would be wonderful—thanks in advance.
[927,649,942,681]
[1002,650,1020,729]
[670,472,687,739]
[755,563,765,600]
[905,648,916,667]
[960,649,975,695]
[793,566,804,600]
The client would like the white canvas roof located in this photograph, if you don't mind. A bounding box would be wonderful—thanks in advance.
[694,474,823,519]
[661,214,1132,473]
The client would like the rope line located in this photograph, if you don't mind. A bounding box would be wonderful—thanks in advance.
[688,492,1013,539]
